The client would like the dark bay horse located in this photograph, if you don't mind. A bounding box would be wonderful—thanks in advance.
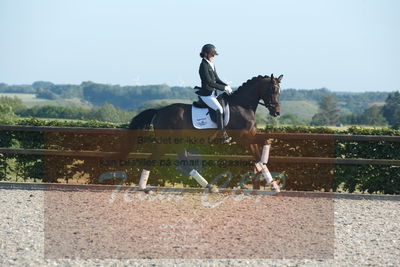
[123,74,283,188]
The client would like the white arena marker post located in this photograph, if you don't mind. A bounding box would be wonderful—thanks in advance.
[138,169,150,190]
[261,165,273,185]
[255,162,264,172]
[260,144,270,164]
[189,169,209,188]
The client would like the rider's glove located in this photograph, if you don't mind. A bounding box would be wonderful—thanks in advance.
[224,85,233,95]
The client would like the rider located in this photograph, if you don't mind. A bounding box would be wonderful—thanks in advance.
[197,44,233,143]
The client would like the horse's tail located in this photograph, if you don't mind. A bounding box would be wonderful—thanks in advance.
[129,108,158,129]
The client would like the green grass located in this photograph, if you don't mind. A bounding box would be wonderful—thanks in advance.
[0,93,92,108]
[280,100,319,121]
[139,98,319,124]
[254,100,319,124]
[2,94,320,123]
[138,98,319,124]
[21,117,88,122]
[139,98,193,110]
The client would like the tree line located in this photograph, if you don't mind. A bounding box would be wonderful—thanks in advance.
[310,92,400,129]
[0,81,196,110]
[0,81,399,128]
[0,96,136,123]
[0,81,390,113]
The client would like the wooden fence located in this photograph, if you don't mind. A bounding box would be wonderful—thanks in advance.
[1,124,400,166]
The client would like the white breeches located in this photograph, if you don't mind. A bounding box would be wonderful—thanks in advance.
[200,94,223,113]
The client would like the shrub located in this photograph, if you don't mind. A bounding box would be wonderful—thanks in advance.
[0,119,399,194]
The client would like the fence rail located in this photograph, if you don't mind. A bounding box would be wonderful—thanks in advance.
[0,148,399,166]
[1,124,400,142]
[1,124,400,166]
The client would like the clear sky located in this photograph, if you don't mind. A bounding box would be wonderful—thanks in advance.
[0,0,399,91]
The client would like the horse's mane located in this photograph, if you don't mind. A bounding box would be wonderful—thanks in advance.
[234,75,270,94]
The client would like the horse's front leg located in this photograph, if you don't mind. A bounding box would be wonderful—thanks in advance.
[239,130,280,192]
[246,143,264,189]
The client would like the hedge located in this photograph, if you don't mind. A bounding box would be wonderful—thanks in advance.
[0,118,399,194]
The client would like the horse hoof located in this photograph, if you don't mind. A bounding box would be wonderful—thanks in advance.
[270,181,281,193]
[143,188,153,194]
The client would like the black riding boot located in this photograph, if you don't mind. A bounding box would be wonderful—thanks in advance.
[216,110,231,144]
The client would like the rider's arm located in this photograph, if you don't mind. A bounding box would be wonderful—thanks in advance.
[200,63,226,91]
[214,67,227,87]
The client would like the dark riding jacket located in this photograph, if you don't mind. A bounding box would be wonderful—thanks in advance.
[196,58,227,96]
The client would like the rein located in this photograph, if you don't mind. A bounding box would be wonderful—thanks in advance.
[258,101,277,108]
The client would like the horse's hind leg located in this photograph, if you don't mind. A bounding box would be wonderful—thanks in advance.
[246,143,262,189]
[248,143,261,161]
[116,129,138,161]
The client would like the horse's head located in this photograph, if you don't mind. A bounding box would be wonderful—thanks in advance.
[262,73,283,117]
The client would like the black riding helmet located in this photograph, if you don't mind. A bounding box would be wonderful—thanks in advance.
[200,44,218,57]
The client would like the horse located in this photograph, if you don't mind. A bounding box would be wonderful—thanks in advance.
[122,74,283,191]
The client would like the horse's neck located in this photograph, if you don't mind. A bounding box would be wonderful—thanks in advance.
[229,83,261,113]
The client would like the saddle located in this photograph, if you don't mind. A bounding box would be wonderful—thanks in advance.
[192,87,228,123]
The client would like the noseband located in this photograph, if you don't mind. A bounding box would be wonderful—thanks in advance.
[258,101,278,108]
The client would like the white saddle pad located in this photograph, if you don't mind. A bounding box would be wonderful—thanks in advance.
[191,103,230,129]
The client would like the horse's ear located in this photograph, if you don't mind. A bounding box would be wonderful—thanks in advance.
[271,73,274,79]
[278,74,283,82]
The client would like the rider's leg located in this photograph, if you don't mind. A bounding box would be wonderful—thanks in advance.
[199,95,231,143]
[199,95,223,114]
[216,109,231,143]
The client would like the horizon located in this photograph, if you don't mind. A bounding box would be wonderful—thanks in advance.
[1,0,399,92]
[0,79,395,94]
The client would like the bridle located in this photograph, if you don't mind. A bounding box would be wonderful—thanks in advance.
[258,101,278,108]
[259,80,279,109]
